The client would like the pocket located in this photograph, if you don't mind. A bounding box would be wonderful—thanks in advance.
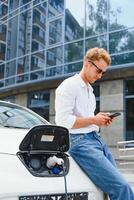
[70,134,84,147]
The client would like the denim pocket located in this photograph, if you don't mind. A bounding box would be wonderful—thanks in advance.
[70,134,84,147]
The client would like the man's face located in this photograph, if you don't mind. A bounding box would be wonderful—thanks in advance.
[84,58,108,84]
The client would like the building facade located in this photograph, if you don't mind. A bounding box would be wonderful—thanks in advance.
[0,0,134,157]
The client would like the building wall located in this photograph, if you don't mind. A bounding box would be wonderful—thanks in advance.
[49,89,56,124]
[16,93,27,107]
[100,80,124,159]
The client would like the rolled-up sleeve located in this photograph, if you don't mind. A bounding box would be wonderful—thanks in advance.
[55,82,76,129]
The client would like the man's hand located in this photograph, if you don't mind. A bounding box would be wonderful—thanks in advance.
[93,112,113,126]
[72,112,113,129]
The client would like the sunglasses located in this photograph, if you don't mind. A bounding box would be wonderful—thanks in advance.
[88,60,106,75]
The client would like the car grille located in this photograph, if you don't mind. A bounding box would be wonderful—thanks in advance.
[19,192,88,200]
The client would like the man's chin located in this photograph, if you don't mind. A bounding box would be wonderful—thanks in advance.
[90,79,96,84]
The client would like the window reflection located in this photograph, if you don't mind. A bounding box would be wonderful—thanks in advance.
[46,66,63,77]
[16,74,29,83]
[0,64,4,79]
[17,56,30,74]
[126,80,134,140]
[109,0,134,31]
[126,80,134,96]
[49,18,62,45]
[9,0,19,12]
[0,42,6,61]
[6,16,18,60]
[6,60,16,77]
[0,102,46,129]
[31,51,45,71]
[65,0,84,42]
[85,35,107,52]
[86,0,107,37]
[64,41,83,63]
[0,80,4,88]
[30,70,44,80]
[48,0,64,18]
[111,52,134,66]
[109,29,134,54]
[46,46,63,67]
[64,62,82,74]
[20,0,32,7]
[28,90,50,121]
[18,10,32,57]
[32,2,47,52]
[93,84,100,114]
[5,77,15,86]
[0,2,8,22]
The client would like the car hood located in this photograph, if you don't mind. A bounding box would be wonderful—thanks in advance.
[0,127,29,155]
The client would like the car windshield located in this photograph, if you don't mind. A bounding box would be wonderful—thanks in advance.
[0,103,48,129]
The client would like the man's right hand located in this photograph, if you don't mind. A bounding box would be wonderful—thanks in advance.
[93,112,113,126]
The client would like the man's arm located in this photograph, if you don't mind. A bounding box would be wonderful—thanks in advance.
[72,112,112,129]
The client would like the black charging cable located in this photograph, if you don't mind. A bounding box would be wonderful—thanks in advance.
[62,162,68,200]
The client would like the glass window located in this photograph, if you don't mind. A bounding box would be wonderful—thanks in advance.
[126,80,134,96]
[5,77,15,86]
[32,41,44,52]
[109,0,134,31]
[64,62,82,74]
[48,0,64,18]
[30,70,44,80]
[125,80,134,140]
[86,0,107,37]
[0,101,47,129]
[65,0,84,42]
[0,3,8,22]
[18,10,32,57]
[6,16,18,60]
[32,27,46,50]
[32,1,47,51]
[48,18,62,45]
[46,46,63,67]
[28,90,50,121]
[17,56,30,74]
[16,74,29,83]
[0,43,6,61]
[20,0,32,6]
[93,84,100,114]
[46,66,63,77]
[111,52,134,66]
[31,51,45,71]
[9,0,19,12]
[3,95,16,103]
[64,41,83,63]
[85,35,107,52]
[0,24,7,46]
[0,80,4,88]
[0,64,5,79]
[6,60,16,77]
[109,29,134,54]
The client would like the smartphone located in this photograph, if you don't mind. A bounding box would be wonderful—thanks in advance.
[109,112,121,118]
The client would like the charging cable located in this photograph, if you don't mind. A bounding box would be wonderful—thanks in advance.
[62,161,68,200]
[46,155,68,200]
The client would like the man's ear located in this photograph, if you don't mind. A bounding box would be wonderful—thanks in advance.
[84,60,89,68]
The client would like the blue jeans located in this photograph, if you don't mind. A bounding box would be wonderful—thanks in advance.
[69,131,134,200]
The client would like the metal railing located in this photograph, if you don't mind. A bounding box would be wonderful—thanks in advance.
[117,140,134,173]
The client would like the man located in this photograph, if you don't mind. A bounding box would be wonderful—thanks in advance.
[55,47,134,200]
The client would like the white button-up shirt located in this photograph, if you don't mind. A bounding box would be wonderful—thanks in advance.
[55,74,99,134]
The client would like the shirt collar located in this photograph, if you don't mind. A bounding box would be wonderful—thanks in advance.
[75,74,93,92]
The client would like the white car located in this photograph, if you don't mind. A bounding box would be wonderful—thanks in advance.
[0,100,105,200]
